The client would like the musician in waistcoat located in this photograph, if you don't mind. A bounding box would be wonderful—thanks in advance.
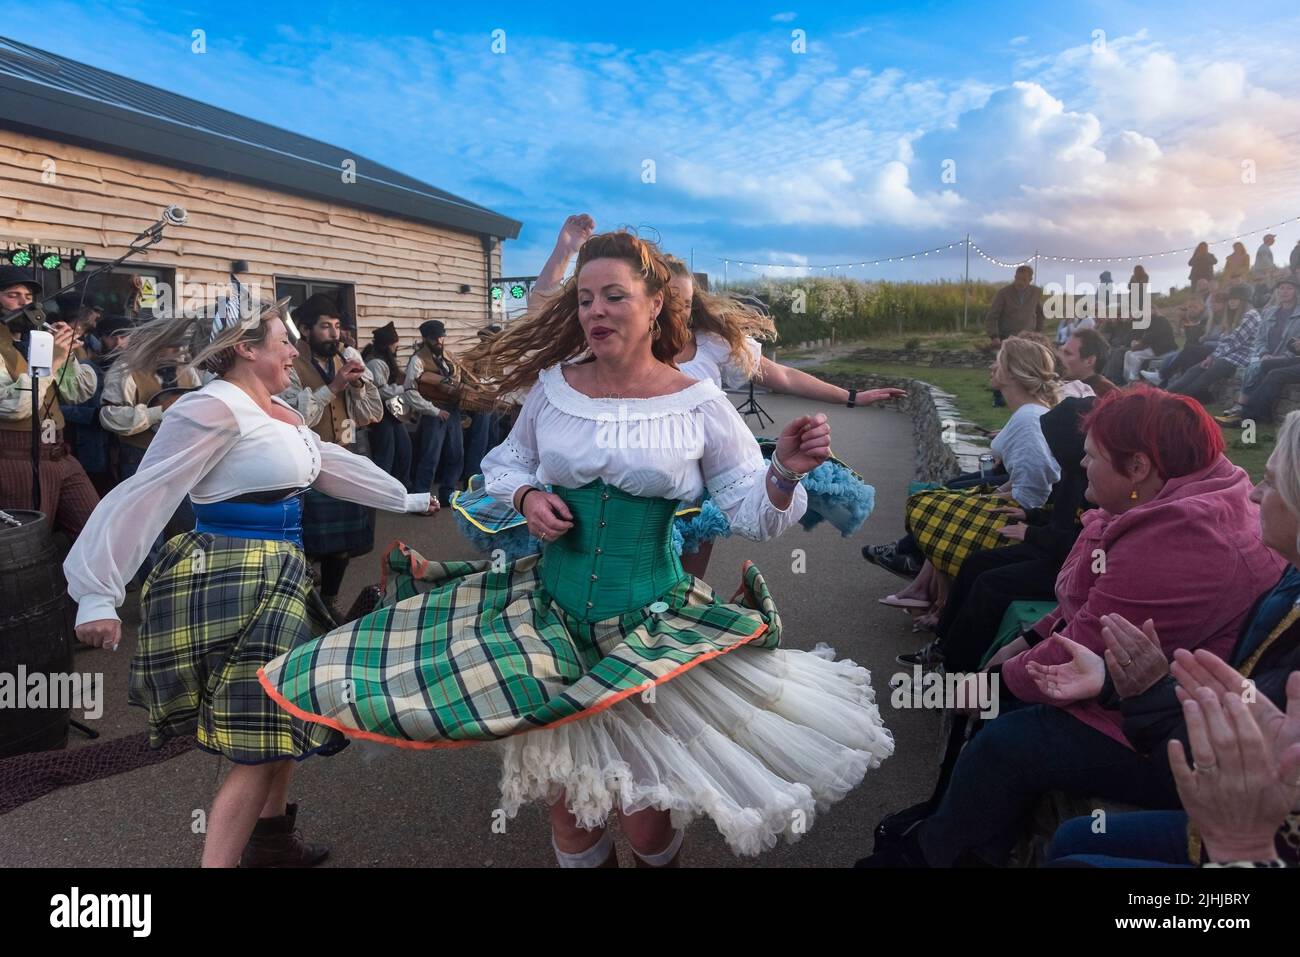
[0,266,100,538]
[404,318,464,507]
[61,313,127,497]
[280,294,383,622]
[100,327,204,579]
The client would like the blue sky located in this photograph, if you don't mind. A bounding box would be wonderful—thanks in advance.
[6,1,1300,291]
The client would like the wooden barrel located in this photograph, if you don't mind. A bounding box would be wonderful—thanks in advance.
[0,510,74,758]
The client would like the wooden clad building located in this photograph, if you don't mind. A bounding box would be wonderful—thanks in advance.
[0,36,521,349]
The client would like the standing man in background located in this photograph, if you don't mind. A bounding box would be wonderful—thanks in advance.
[984,265,1044,406]
[281,294,383,622]
[0,266,99,538]
[362,320,412,487]
[404,319,463,508]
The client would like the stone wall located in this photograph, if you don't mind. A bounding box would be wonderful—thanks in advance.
[848,348,991,369]
[819,372,972,483]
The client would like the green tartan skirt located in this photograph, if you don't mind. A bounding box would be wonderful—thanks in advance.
[259,543,894,855]
[904,486,1022,578]
[129,531,348,764]
[261,545,781,744]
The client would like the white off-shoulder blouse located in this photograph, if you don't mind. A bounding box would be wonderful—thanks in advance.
[65,378,430,627]
[480,364,806,542]
[676,332,763,390]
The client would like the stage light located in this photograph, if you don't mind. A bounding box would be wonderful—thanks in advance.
[40,251,61,270]
[491,286,504,301]
[73,253,87,272]
[9,249,31,267]
[510,284,526,299]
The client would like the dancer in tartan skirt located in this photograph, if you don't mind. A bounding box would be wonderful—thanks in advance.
[450,214,896,580]
[64,299,437,868]
[261,231,893,867]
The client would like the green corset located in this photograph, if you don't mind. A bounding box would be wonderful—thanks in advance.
[540,480,686,622]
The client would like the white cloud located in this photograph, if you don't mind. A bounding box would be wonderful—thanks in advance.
[771,12,798,22]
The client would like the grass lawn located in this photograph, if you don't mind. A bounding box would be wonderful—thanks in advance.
[808,358,1272,480]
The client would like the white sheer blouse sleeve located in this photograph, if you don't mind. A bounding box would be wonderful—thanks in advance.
[482,381,543,507]
[312,434,430,513]
[699,398,806,540]
[64,392,243,627]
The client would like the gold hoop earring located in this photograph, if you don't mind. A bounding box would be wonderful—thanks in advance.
[1129,487,1139,501]
[651,320,662,340]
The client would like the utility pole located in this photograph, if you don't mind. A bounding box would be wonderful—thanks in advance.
[963,233,970,330]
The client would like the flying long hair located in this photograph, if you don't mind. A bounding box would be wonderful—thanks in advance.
[663,255,775,381]
[123,297,291,378]
[463,231,690,398]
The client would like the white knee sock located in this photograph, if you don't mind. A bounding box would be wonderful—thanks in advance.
[552,829,613,868]
[632,828,684,867]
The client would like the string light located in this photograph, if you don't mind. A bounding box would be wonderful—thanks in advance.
[716,213,1300,273]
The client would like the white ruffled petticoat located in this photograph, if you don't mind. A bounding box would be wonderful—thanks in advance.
[498,645,893,857]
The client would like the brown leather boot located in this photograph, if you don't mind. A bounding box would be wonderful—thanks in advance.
[239,803,330,868]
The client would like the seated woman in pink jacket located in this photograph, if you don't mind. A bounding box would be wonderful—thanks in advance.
[857,387,1285,867]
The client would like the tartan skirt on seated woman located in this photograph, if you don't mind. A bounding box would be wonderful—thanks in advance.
[904,486,1022,578]
[129,524,348,765]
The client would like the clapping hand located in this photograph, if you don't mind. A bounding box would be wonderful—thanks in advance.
[1026,633,1105,703]
[1100,614,1169,697]
[1168,673,1300,863]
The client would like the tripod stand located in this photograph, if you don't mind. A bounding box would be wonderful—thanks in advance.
[734,378,773,429]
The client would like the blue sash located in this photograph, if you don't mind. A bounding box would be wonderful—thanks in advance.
[193,494,305,546]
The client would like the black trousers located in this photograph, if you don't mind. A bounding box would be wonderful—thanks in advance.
[936,542,1062,672]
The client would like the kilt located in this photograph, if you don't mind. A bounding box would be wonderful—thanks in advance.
[260,543,894,855]
[129,531,348,764]
[904,486,1022,578]
[0,429,99,537]
[301,487,374,558]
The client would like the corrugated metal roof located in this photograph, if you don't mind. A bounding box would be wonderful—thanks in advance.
[0,36,521,239]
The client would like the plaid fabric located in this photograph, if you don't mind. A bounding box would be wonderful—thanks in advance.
[301,487,375,558]
[130,531,347,764]
[260,544,781,747]
[905,486,1022,578]
[0,430,99,538]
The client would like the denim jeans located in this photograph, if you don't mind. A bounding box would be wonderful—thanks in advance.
[916,704,1181,866]
[1167,357,1238,402]
[413,411,464,503]
[1046,810,1192,867]
[460,411,494,483]
[369,414,412,490]
[1242,356,1300,422]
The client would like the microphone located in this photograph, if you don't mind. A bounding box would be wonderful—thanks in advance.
[1,301,46,330]
[163,204,188,227]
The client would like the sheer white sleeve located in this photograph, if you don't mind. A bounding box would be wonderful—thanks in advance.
[312,435,430,513]
[482,381,543,507]
[700,398,806,540]
[64,392,243,626]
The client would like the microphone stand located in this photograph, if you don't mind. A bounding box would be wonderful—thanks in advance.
[0,212,180,512]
